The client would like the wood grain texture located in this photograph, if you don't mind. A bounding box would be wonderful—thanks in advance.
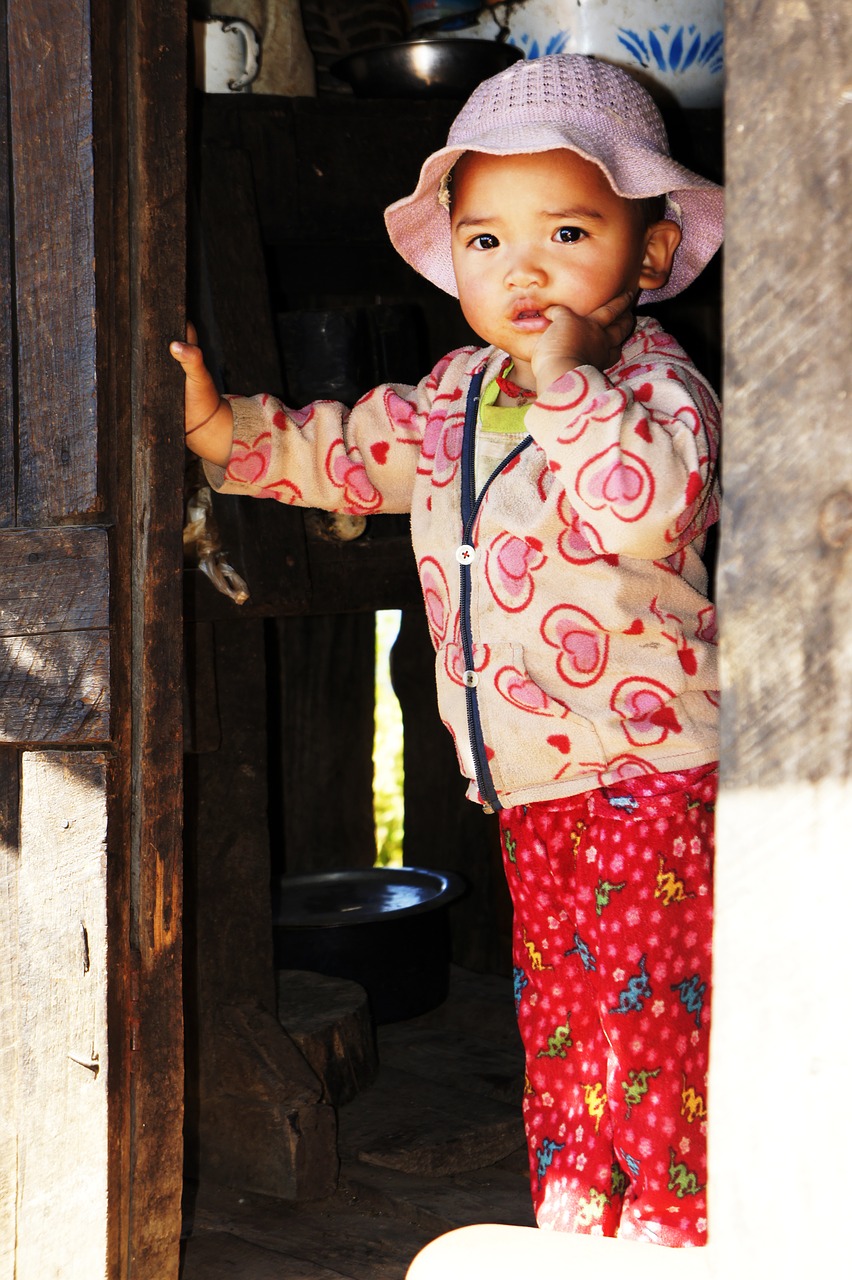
[719,0,852,785]
[0,528,110,743]
[0,0,13,529]
[180,968,534,1280]
[9,751,109,1278]
[0,750,20,1280]
[123,0,188,1269]
[8,0,99,523]
[711,4,852,1280]
[0,527,109,636]
[0,630,109,743]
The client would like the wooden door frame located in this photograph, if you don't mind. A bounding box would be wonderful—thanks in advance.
[96,0,188,1273]
[1,1,187,1275]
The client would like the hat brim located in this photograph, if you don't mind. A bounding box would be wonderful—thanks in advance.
[385,128,724,304]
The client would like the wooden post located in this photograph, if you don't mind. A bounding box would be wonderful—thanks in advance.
[122,0,188,1269]
[712,0,852,1271]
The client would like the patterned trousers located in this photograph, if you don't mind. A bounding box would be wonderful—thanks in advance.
[499,763,717,1247]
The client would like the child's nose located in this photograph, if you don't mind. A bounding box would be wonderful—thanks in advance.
[504,249,546,290]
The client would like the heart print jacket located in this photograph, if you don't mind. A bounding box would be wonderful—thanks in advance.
[203,316,720,812]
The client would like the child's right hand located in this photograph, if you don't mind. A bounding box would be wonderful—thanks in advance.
[531,289,636,392]
[169,323,235,466]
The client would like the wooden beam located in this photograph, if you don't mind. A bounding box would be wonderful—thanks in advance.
[7,0,99,524]
[0,0,13,529]
[123,0,187,1273]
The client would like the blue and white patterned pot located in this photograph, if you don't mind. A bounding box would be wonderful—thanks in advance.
[458,0,724,108]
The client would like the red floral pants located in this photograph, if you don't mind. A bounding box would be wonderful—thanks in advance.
[499,764,716,1247]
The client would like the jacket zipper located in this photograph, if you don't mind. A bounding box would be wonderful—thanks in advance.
[458,368,534,812]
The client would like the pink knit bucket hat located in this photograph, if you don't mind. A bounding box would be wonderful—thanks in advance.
[384,53,724,304]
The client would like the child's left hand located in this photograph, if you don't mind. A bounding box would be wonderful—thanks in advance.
[531,290,636,392]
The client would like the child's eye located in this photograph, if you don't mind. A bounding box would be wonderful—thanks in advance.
[469,233,499,250]
[554,226,586,244]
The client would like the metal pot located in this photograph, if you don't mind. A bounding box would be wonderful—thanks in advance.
[330,38,524,100]
[272,867,466,1024]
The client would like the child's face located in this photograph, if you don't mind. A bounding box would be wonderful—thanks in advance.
[450,149,654,382]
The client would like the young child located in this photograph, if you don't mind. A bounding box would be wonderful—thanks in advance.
[172,54,722,1248]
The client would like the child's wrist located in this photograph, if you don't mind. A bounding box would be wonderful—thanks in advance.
[535,358,582,392]
[184,398,234,466]
[185,396,227,437]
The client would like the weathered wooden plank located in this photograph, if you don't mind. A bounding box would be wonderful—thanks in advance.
[88,2,133,1270]
[0,0,14,529]
[0,630,109,744]
[720,0,852,786]
[0,528,110,743]
[0,749,20,1280]
[8,0,99,523]
[11,751,109,1278]
[0,527,109,636]
[712,5,852,1280]
[122,0,187,1269]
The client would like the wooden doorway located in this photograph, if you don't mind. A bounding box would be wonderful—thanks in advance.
[0,1,187,1275]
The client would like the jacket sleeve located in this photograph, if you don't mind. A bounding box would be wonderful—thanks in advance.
[524,331,721,560]
[202,354,462,515]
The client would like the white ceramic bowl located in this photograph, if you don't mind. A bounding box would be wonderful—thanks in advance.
[456,0,724,109]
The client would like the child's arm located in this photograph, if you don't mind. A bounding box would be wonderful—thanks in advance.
[169,325,234,467]
[169,329,475,517]
[525,325,721,560]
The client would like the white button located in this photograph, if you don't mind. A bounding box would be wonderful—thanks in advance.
[456,543,476,565]
[462,669,478,688]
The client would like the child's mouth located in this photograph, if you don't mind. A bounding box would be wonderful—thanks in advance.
[510,305,550,332]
